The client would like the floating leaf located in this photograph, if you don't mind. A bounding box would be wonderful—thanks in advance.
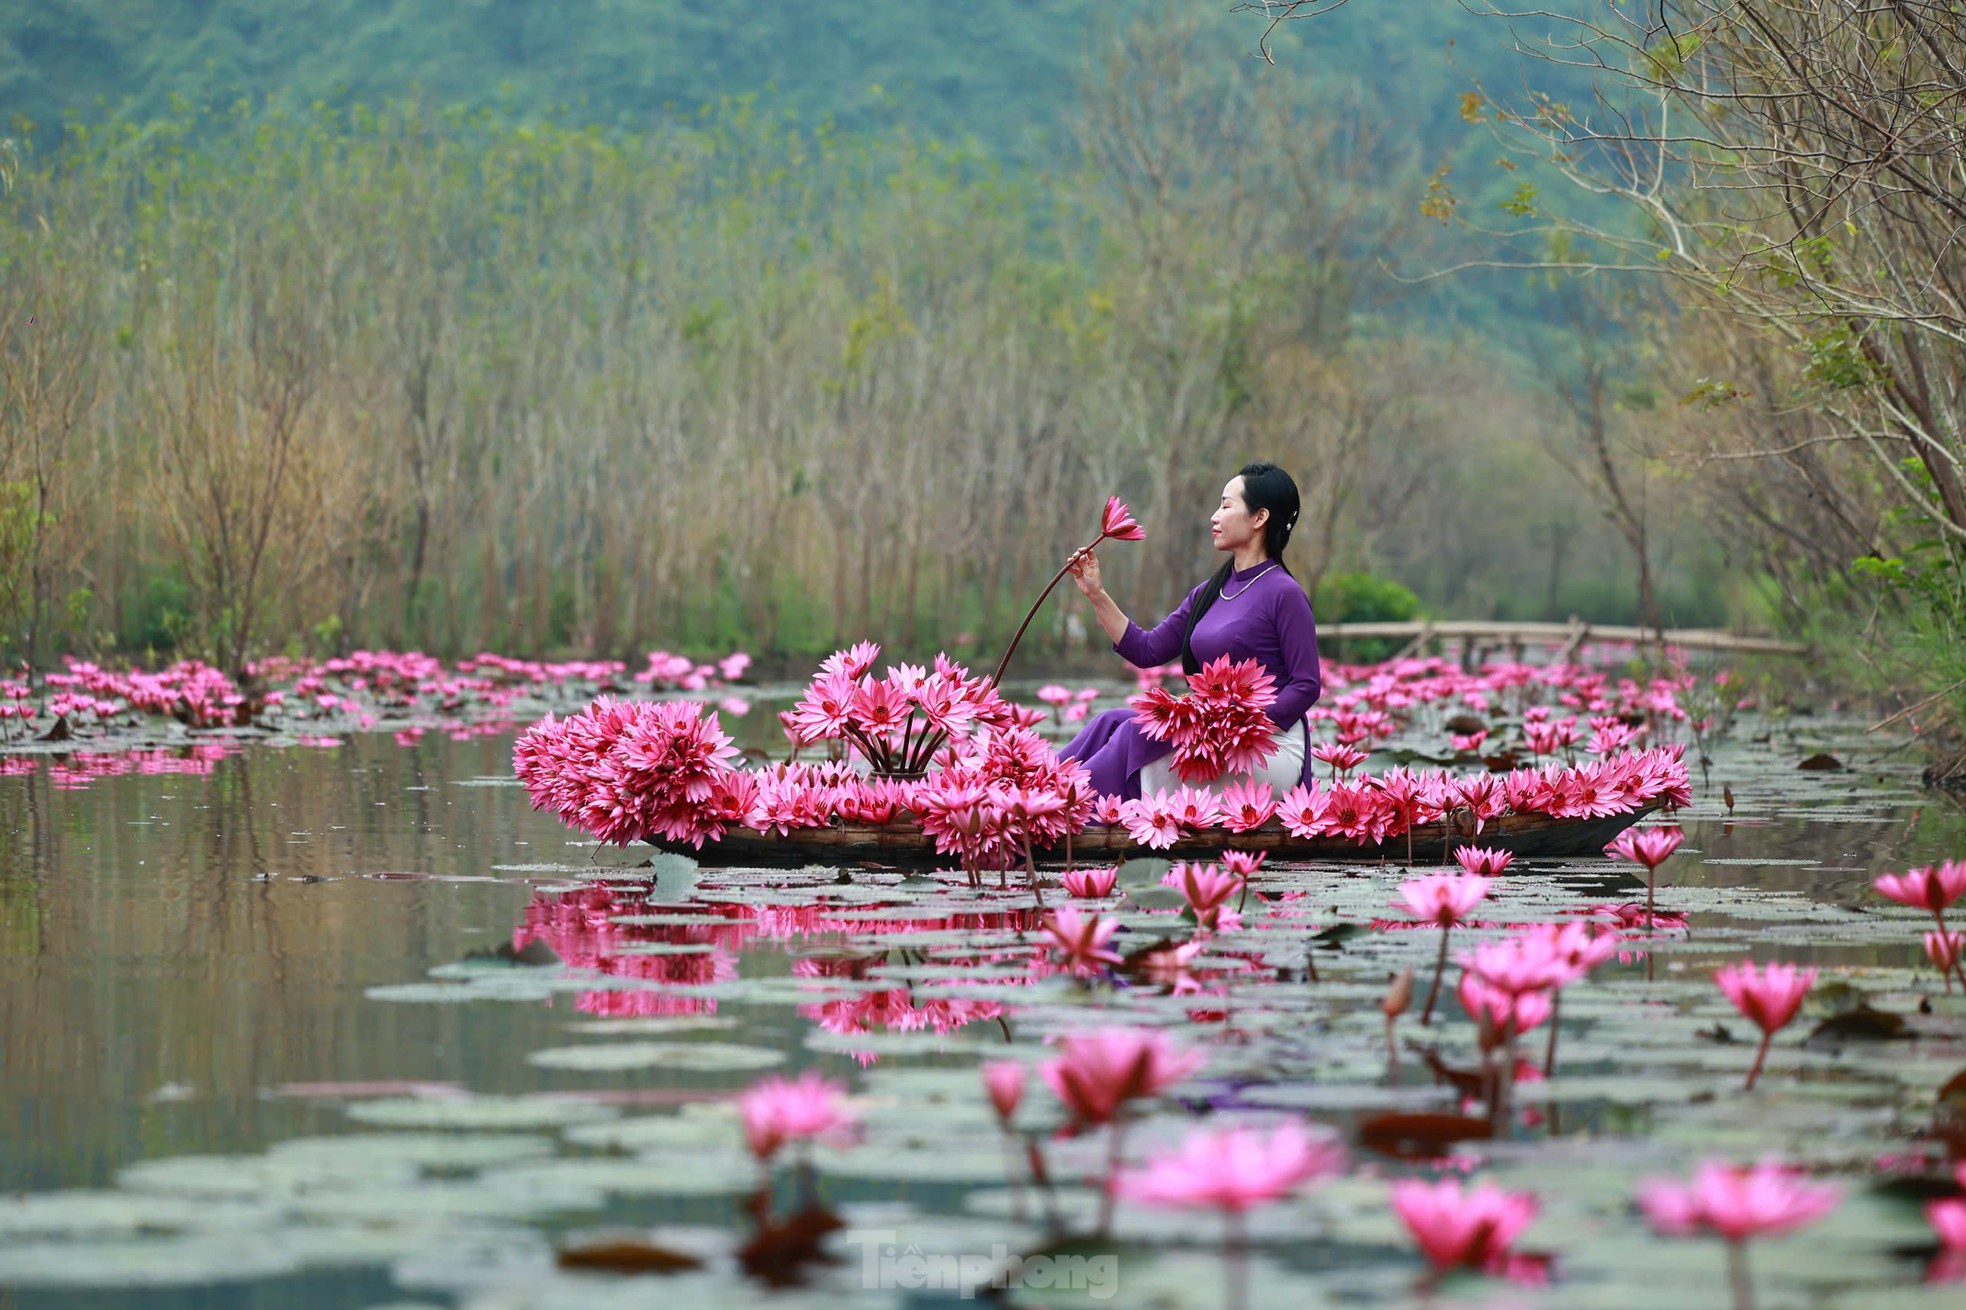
[526,1042,785,1072]
[557,1236,704,1273]
[345,1096,622,1131]
[1356,1111,1493,1160]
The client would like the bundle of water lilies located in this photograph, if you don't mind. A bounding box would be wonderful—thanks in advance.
[512,640,1692,869]
[1130,653,1281,782]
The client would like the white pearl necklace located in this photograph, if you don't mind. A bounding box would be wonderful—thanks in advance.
[1220,563,1278,600]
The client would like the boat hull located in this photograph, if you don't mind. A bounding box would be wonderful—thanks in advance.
[652,805,1655,868]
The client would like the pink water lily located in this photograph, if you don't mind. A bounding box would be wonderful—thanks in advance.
[1218,780,1279,832]
[1220,849,1265,877]
[1396,872,1492,926]
[1043,907,1123,975]
[990,496,1145,685]
[1458,972,1552,1050]
[1390,1177,1538,1278]
[1928,1196,1966,1249]
[981,1060,1026,1124]
[1877,861,1966,990]
[737,1070,857,1163]
[1607,826,1686,870]
[1397,871,1491,1026]
[1166,861,1242,916]
[1118,1120,1346,1214]
[1606,825,1686,929]
[1454,845,1514,878]
[1038,1027,1206,1128]
[1100,496,1145,542]
[1928,930,1965,993]
[1714,960,1816,1090]
[1060,866,1119,899]
[1635,1156,1832,1235]
[1875,860,1966,914]
[1639,1159,1838,1310]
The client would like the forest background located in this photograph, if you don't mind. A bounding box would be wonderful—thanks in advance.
[0,1,1949,746]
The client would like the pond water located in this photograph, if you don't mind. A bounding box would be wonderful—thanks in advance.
[3,700,1964,1309]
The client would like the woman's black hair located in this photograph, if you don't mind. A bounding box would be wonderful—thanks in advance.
[1181,461,1302,675]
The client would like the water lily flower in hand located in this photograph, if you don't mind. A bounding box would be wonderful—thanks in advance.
[990,496,1146,685]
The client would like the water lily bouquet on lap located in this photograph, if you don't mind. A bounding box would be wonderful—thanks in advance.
[1128,653,1280,784]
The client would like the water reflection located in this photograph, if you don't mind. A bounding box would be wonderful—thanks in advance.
[1,715,1963,1304]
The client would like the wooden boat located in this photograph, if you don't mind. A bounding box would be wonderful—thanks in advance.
[655,804,1656,869]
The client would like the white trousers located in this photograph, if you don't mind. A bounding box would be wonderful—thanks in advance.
[1139,719,1308,798]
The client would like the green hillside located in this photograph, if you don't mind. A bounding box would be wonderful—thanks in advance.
[3,1,1554,163]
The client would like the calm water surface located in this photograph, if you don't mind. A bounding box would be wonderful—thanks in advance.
[3,711,1964,1308]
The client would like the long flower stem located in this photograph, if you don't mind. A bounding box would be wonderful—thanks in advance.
[1024,1135,1061,1236]
[1543,989,1562,1079]
[990,534,1103,687]
[1742,1031,1772,1091]
[1096,1111,1128,1238]
[1936,907,1966,991]
[1726,1239,1756,1310]
[998,1135,1025,1223]
[1224,1210,1250,1310]
[1420,924,1451,1025]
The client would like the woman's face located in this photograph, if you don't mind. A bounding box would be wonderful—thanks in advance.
[1210,476,1269,555]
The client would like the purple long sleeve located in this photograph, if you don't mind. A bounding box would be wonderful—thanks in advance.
[1263,581,1322,727]
[1112,584,1202,669]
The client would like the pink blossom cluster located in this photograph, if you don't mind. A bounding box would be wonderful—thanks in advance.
[514,710,1684,859]
[785,643,1032,774]
[629,649,751,690]
[1106,748,1688,850]
[511,883,735,1017]
[1129,654,1280,783]
[1035,682,1103,725]
[1308,654,1736,760]
[512,695,744,847]
[1456,920,1622,1054]
[908,727,1098,872]
[1,647,753,746]
[45,659,245,727]
[516,679,1104,868]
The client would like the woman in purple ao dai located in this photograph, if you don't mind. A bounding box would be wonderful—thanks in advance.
[1059,461,1323,801]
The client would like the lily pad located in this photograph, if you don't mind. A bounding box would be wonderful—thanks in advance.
[526,1041,786,1072]
[345,1096,623,1131]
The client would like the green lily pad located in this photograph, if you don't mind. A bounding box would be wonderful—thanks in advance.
[525,1041,786,1072]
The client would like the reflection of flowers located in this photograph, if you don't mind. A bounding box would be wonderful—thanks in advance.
[797,988,1005,1038]
[513,882,1045,1021]
[513,885,737,1016]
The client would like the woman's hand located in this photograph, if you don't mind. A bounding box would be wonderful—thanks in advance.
[1068,546,1104,598]
[1070,547,1130,645]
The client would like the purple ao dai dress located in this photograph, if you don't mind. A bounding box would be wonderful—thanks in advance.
[1060,561,1323,800]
